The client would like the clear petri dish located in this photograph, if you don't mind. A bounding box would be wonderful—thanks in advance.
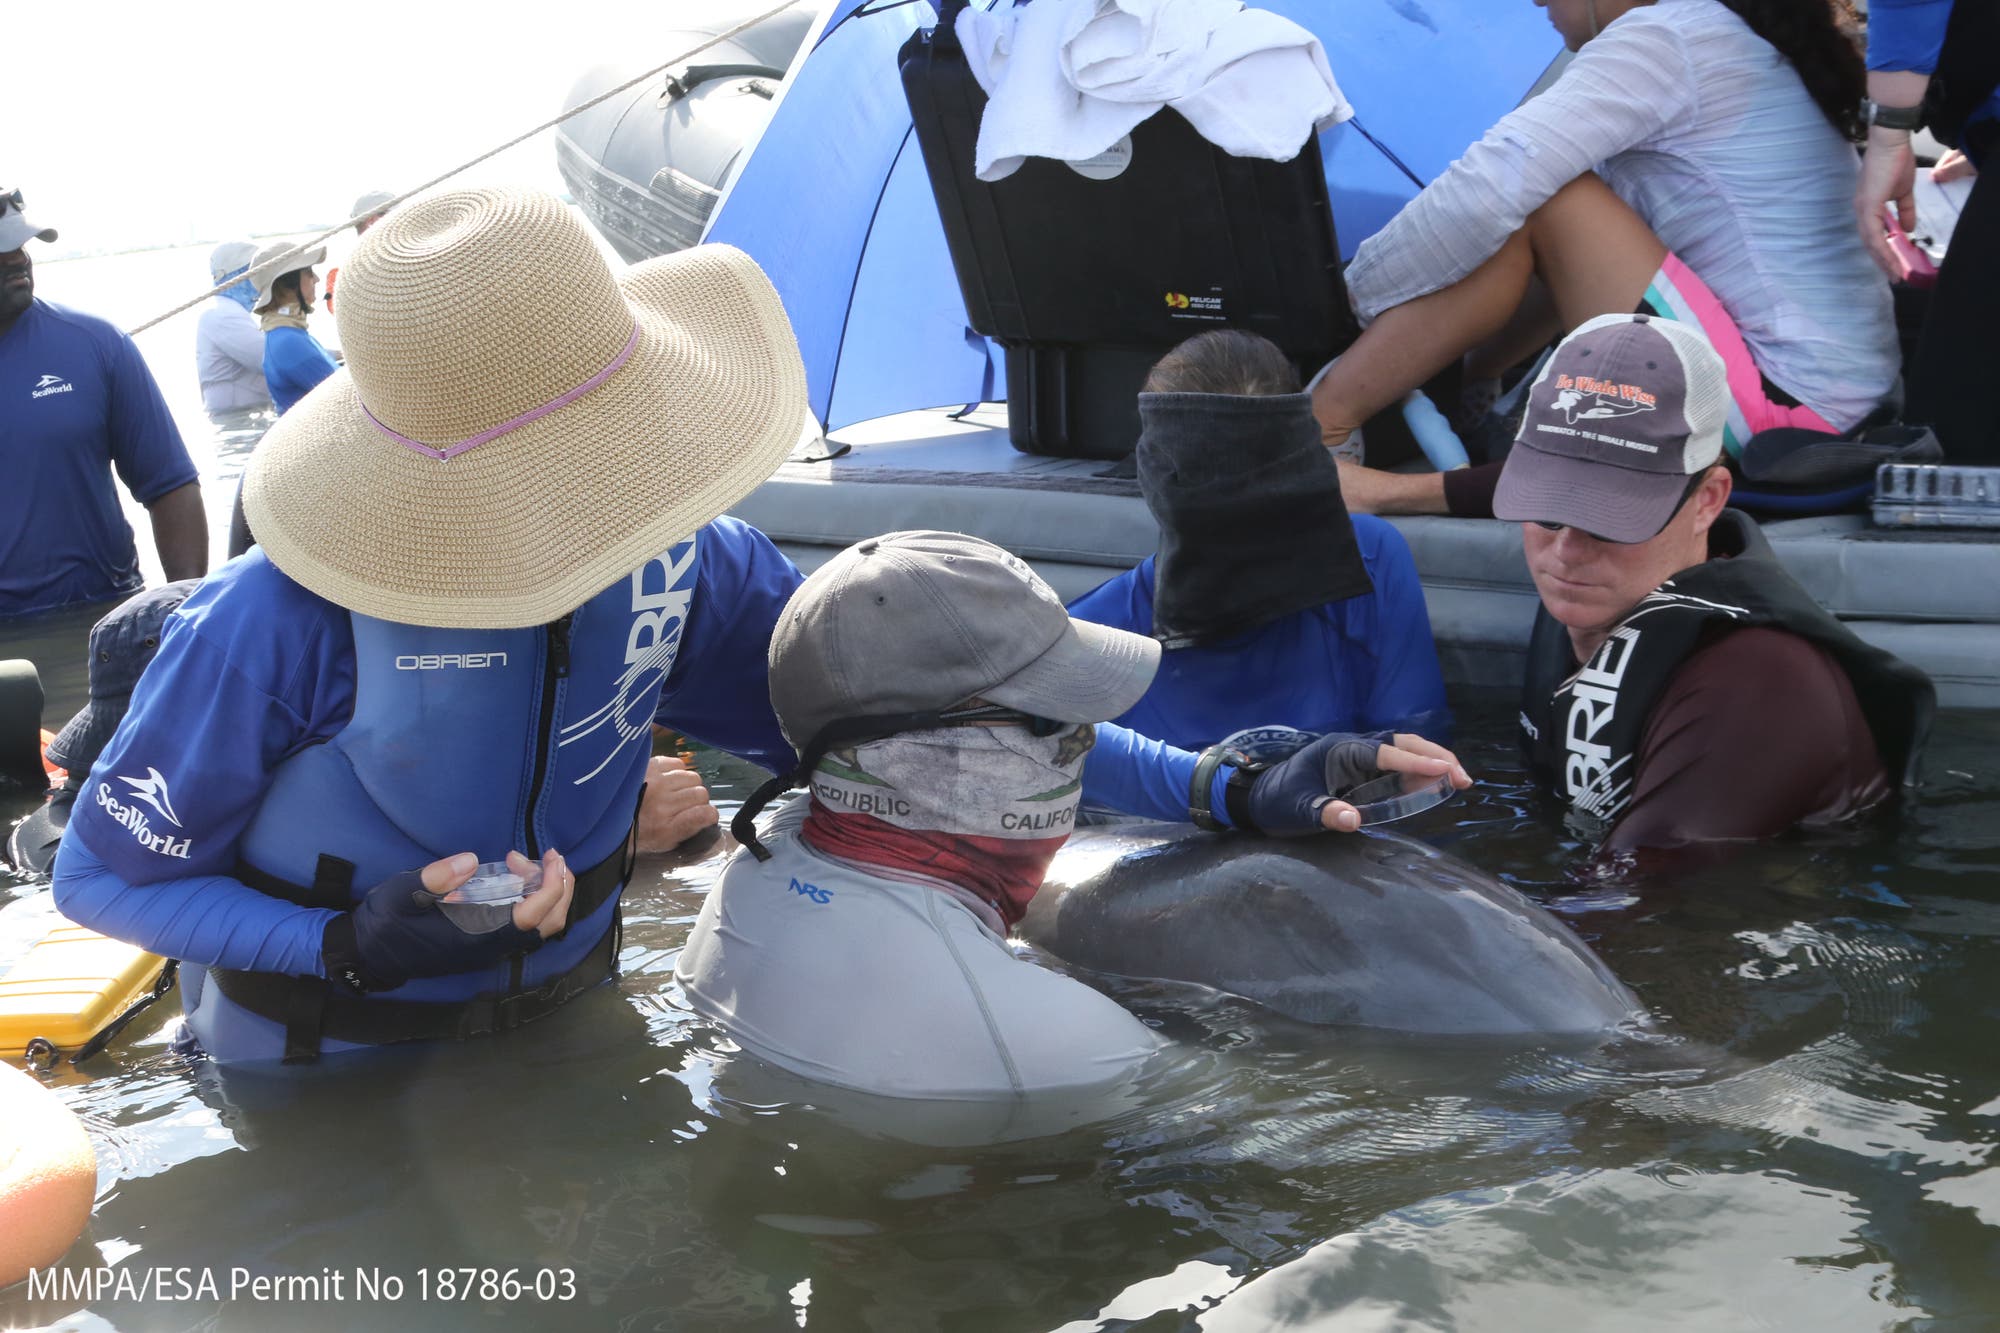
[1341,770,1458,826]
[442,861,543,906]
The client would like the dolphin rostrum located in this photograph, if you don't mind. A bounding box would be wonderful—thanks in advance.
[1019,823,1640,1037]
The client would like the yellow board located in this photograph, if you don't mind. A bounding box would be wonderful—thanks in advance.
[0,923,168,1058]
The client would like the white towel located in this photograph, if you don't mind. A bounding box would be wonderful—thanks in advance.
[956,0,1352,182]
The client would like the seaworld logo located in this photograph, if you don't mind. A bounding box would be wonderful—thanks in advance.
[97,775,192,859]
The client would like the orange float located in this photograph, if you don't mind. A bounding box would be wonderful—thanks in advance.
[41,727,68,787]
[0,1062,96,1288]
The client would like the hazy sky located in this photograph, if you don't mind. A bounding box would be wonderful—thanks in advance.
[4,0,801,256]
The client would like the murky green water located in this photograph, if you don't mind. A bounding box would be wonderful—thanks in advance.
[3,245,1997,1332]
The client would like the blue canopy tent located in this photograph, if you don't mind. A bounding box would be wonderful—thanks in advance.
[706,0,1561,433]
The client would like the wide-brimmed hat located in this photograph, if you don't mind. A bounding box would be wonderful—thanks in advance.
[209,239,259,285]
[351,189,396,222]
[242,186,809,629]
[44,581,201,775]
[1493,313,1728,543]
[6,784,76,875]
[0,186,57,251]
[767,530,1161,751]
[6,582,198,875]
[248,240,328,312]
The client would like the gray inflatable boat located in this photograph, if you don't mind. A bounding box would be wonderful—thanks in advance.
[554,1,820,264]
[728,406,2000,710]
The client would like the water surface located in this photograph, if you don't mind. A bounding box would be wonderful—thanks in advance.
[3,246,1997,1332]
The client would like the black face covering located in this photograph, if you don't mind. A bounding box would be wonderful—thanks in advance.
[1137,391,1374,650]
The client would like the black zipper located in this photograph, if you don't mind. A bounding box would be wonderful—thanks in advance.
[522,613,574,857]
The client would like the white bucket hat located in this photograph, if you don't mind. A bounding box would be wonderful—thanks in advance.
[208,239,259,285]
[248,240,328,312]
[242,184,808,629]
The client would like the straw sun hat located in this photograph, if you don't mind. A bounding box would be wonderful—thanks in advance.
[247,241,327,313]
[242,185,808,629]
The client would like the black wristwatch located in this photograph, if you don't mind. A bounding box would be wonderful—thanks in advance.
[1861,98,1924,132]
[1190,742,1270,832]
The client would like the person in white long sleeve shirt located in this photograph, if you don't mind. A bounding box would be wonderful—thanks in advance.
[1318,0,1900,518]
[195,240,274,420]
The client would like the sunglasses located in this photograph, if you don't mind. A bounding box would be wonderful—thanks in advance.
[1531,470,1709,545]
[0,188,21,217]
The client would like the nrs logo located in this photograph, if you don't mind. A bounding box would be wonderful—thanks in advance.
[395,652,509,670]
[31,372,74,399]
[97,769,192,859]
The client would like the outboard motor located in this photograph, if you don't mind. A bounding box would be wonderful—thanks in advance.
[555,1,820,263]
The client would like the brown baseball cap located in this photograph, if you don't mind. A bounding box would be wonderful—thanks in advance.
[1493,314,1729,542]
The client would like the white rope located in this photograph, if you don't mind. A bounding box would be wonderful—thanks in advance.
[128,0,808,337]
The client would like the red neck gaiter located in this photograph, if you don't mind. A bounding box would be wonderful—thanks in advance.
[799,798,1064,927]
[793,724,1095,928]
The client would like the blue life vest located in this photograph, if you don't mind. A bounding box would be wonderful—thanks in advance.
[185,536,702,1060]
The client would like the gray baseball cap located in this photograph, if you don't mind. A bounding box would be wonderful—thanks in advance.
[0,186,58,251]
[248,240,328,312]
[767,531,1161,751]
[1493,313,1729,543]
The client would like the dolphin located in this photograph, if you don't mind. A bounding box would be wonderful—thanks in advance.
[1019,823,1640,1037]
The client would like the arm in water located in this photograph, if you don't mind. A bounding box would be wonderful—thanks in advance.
[1083,724,1469,832]
[653,518,1472,832]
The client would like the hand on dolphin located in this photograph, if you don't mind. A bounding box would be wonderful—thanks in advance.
[1243,731,1471,834]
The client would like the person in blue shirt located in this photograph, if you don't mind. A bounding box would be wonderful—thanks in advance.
[1855,0,2000,461]
[0,186,206,621]
[1068,330,1451,750]
[51,187,1466,1065]
[248,240,339,414]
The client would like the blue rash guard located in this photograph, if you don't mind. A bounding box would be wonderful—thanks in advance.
[262,324,339,414]
[1066,516,1452,748]
[0,300,198,618]
[1867,0,2000,140]
[53,518,1223,1010]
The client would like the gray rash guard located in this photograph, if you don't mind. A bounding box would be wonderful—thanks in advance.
[675,801,1161,1100]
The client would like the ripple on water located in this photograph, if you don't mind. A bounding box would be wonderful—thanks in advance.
[1200,1165,1916,1331]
